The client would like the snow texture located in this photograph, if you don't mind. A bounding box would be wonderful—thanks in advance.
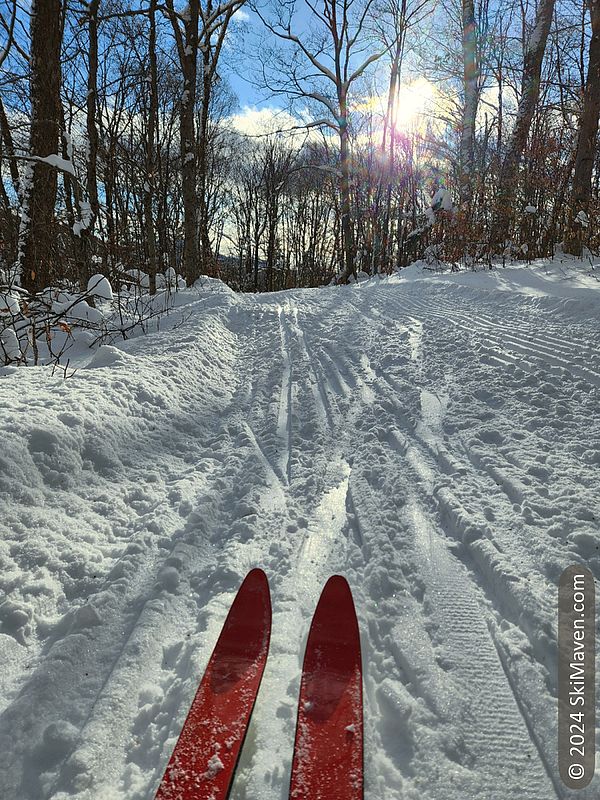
[0,261,598,799]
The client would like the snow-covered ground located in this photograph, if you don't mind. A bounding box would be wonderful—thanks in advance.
[0,260,598,799]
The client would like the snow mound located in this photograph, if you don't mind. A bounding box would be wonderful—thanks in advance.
[1,328,21,360]
[86,344,134,369]
[87,274,114,301]
[394,257,600,299]
[66,301,105,324]
[193,275,235,295]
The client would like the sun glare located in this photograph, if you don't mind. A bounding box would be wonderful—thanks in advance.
[359,77,437,142]
[393,78,436,130]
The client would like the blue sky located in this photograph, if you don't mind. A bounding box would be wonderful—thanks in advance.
[224,2,335,113]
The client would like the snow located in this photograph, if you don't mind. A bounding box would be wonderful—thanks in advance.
[66,300,105,324]
[430,187,453,212]
[0,262,598,799]
[35,153,76,176]
[400,257,600,311]
[87,274,114,301]
[86,344,135,369]
[73,201,93,237]
[0,328,21,361]
[64,131,74,162]
[0,292,20,316]
[204,753,225,778]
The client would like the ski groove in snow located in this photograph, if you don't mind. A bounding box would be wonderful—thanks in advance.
[276,304,294,483]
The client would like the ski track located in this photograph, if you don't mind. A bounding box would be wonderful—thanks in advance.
[0,280,598,800]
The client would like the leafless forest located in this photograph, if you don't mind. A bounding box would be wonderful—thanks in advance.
[1,0,599,295]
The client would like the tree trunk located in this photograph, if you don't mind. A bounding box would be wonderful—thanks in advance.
[0,95,21,197]
[71,0,100,291]
[377,36,403,274]
[197,5,236,277]
[179,0,199,285]
[197,1,214,275]
[491,0,556,249]
[459,0,479,209]
[382,42,401,155]
[19,0,63,293]
[144,0,159,293]
[86,0,100,234]
[338,92,355,281]
[564,0,600,256]
[197,42,212,275]
[0,96,19,262]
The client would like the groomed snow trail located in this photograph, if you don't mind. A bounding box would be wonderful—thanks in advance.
[0,273,598,800]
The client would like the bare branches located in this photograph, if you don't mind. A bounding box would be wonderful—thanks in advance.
[0,0,29,66]
[252,5,339,85]
[0,0,18,69]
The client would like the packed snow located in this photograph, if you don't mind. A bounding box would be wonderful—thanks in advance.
[0,260,598,799]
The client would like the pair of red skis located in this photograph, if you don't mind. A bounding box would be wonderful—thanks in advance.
[155,569,363,799]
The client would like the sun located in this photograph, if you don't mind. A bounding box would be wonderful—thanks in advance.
[358,77,437,140]
[392,78,436,131]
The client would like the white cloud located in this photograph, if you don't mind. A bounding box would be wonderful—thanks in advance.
[226,105,320,140]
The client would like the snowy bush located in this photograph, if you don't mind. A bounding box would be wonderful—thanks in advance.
[423,244,445,270]
[165,267,186,289]
[0,266,187,369]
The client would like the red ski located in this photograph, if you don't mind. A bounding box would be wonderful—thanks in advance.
[155,568,271,800]
[289,575,363,800]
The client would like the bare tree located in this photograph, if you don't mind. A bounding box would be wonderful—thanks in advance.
[459,0,480,209]
[85,0,101,239]
[164,0,201,284]
[564,0,600,256]
[255,0,391,281]
[18,0,63,292]
[371,0,432,272]
[491,0,556,249]
[197,0,240,273]
[144,0,160,292]
[165,0,246,284]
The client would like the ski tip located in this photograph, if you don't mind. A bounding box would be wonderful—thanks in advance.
[320,574,354,603]
[245,567,269,582]
[289,574,363,799]
[243,567,270,596]
[324,573,350,588]
[239,568,272,624]
[311,574,360,651]
[155,567,272,800]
